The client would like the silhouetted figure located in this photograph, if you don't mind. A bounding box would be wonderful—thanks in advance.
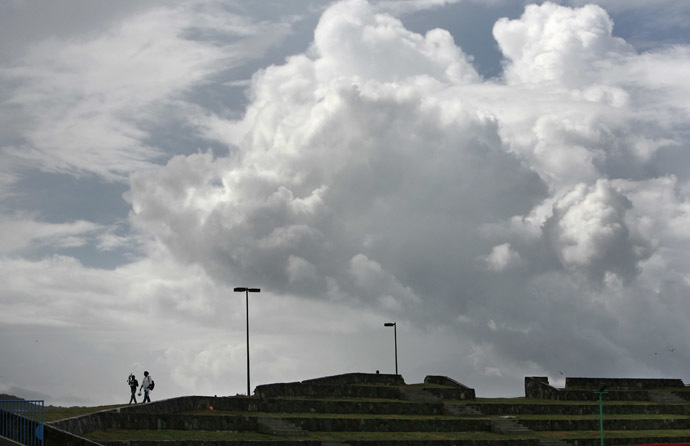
[140,371,153,403]
[127,374,138,404]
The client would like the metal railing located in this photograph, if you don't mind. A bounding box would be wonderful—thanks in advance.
[0,400,44,446]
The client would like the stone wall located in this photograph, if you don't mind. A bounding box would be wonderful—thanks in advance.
[423,376,476,400]
[422,386,475,400]
[53,412,258,435]
[520,417,690,431]
[254,383,402,399]
[343,441,540,446]
[524,377,678,401]
[283,416,491,432]
[470,402,690,416]
[99,438,690,446]
[524,377,561,400]
[103,441,324,446]
[675,392,690,401]
[255,382,475,400]
[300,372,404,386]
[49,396,213,435]
[561,389,652,401]
[565,437,690,446]
[424,375,471,389]
[254,372,413,399]
[566,377,686,390]
[212,397,446,416]
[102,440,543,446]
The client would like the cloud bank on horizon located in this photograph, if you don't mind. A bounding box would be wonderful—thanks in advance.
[2,0,690,405]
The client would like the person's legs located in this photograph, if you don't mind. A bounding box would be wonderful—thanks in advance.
[129,389,137,404]
[144,391,151,403]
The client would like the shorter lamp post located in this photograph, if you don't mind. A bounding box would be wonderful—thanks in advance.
[384,322,398,375]
[233,287,260,396]
[593,383,608,446]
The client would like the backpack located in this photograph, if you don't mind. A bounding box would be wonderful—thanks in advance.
[148,380,155,391]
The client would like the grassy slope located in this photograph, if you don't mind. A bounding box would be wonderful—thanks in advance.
[187,409,480,419]
[45,404,128,422]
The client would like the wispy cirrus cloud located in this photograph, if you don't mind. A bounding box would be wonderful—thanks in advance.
[0,214,102,254]
[0,1,294,185]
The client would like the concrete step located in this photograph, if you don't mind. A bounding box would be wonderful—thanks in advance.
[400,387,443,404]
[490,417,532,434]
[281,415,490,432]
[257,417,307,436]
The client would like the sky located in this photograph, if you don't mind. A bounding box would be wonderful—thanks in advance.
[1,0,690,407]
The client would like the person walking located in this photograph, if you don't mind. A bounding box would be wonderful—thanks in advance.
[127,374,138,404]
[140,371,154,403]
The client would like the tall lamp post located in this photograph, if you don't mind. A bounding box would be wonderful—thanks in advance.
[234,287,260,396]
[383,322,398,375]
[593,383,608,446]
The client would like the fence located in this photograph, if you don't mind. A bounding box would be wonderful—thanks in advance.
[0,400,44,446]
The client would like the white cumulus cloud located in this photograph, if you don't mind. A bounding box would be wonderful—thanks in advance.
[123,2,690,394]
[5,0,690,405]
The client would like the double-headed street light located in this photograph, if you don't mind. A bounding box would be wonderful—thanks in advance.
[384,322,398,375]
[234,287,260,396]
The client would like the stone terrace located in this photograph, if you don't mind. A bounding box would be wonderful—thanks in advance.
[34,373,690,446]
[525,377,690,402]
